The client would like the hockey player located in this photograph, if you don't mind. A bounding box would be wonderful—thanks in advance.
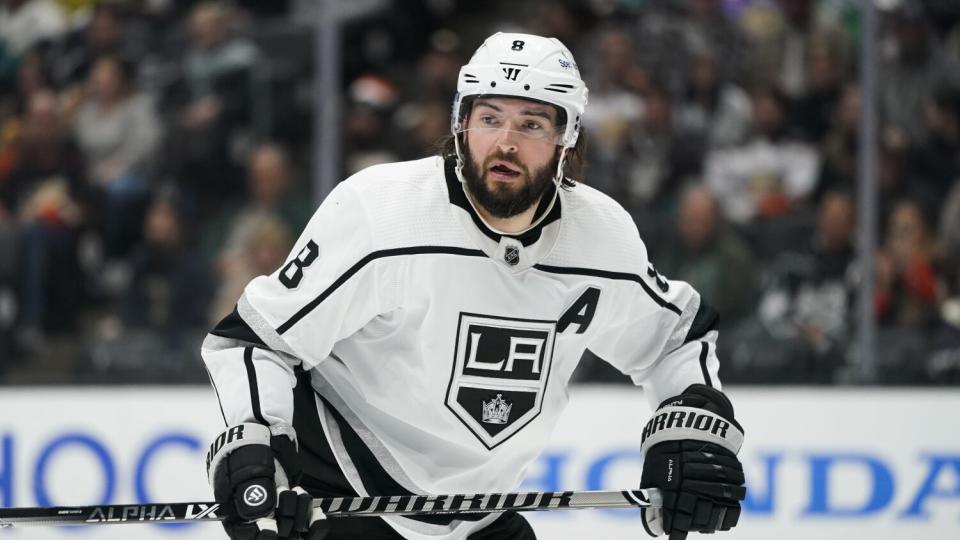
[202,32,746,540]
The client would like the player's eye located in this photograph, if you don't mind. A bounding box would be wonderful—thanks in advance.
[479,115,500,126]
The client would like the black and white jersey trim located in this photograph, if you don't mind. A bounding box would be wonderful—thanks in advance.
[277,246,487,334]
[533,264,682,316]
[293,373,488,526]
[698,342,713,388]
[204,366,228,425]
[211,306,267,347]
[243,347,268,426]
[276,247,685,336]
[684,301,719,343]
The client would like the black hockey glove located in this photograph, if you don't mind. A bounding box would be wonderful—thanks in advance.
[639,385,746,538]
[207,423,328,540]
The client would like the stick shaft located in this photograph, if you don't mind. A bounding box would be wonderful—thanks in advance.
[0,489,659,527]
[317,489,658,517]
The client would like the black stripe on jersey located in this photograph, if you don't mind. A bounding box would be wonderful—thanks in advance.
[444,157,561,247]
[243,347,268,425]
[292,372,488,525]
[533,264,682,316]
[210,306,266,347]
[204,366,228,425]
[293,372,361,498]
[684,301,719,343]
[698,342,713,388]
[277,246,486,334]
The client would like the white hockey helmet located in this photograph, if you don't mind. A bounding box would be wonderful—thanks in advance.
[451,32,588,174]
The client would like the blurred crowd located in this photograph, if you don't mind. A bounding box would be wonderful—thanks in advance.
[0,0,958,385]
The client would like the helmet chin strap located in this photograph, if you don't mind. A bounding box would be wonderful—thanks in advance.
[553,146,569,186]
[453,137,564,236]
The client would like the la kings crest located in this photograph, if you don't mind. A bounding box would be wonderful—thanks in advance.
[445,312,557,449]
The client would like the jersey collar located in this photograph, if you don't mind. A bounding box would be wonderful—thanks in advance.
[443,157,562,271]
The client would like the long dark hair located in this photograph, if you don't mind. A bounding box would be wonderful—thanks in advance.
[437,126,588,190]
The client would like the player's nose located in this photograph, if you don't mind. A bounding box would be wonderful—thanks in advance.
[494,129,519,153]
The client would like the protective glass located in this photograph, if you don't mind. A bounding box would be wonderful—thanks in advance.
[456,107,564,146]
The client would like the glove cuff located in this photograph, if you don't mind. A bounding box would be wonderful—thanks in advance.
[642,385,745,458]
[641,405,744,457]
[206,423,273,485]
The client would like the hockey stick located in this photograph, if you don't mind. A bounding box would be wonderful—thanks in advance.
[0,488,660,527]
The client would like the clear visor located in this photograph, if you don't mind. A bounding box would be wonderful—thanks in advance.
[456,106,564,146]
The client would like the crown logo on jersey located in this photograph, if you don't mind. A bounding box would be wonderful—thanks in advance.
[481,394,513,424]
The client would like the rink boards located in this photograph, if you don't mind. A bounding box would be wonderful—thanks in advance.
[0,386,956,539]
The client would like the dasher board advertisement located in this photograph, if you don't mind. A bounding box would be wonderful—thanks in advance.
[0,387,956,539]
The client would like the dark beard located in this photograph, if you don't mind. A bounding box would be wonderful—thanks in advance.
[462,147,556,219]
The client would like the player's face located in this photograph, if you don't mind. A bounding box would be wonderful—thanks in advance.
[462,97,560,218]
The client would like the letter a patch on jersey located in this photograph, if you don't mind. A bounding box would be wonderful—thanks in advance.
[445,313,557,449]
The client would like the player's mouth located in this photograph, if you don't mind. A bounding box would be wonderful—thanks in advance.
[488,160,522,182]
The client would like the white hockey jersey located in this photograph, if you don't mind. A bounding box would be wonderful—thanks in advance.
[202,156,722,539]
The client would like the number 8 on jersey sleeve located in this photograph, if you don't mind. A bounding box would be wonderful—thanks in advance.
[279,240,320,289]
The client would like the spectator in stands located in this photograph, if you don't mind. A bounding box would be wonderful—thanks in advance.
[674,48,752,151]
[820,84,940,214]
[942,181,960,271]
[0,0,68,59]
[574,30,648,201]
[410,45,462,104]
[0,89,84,351]
[342,74,400,175]
[756,191,857,369]
[395,100,450,161]
[742,0,848,99]
[580,29,647,197]
[657,185,759,325]
[871,198,949,383]
[819,83,859,198]
[122,190,212,336]
[704,85,820,226]
[583,28,648,129]
[681,0,749,85]
[529,0,590,52]
[54,4,141,88]
[941,181,960,331]
[209,213,291,322]
[615,85,694,232]
[876,136,942,225]
[1,51,48,192]
[912,91,960,202]
[879,4,960,147]
[74,56,161,258]
[630,1,688,93]
[1,48,50,118]
[876,199,940,329]
[791,34,845,142]
[627,0,748,96]
[167,0,259,212]
[944,13,960,72]
[202,142,309,258]
[0,89,83,217]
[182,1,258,117]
